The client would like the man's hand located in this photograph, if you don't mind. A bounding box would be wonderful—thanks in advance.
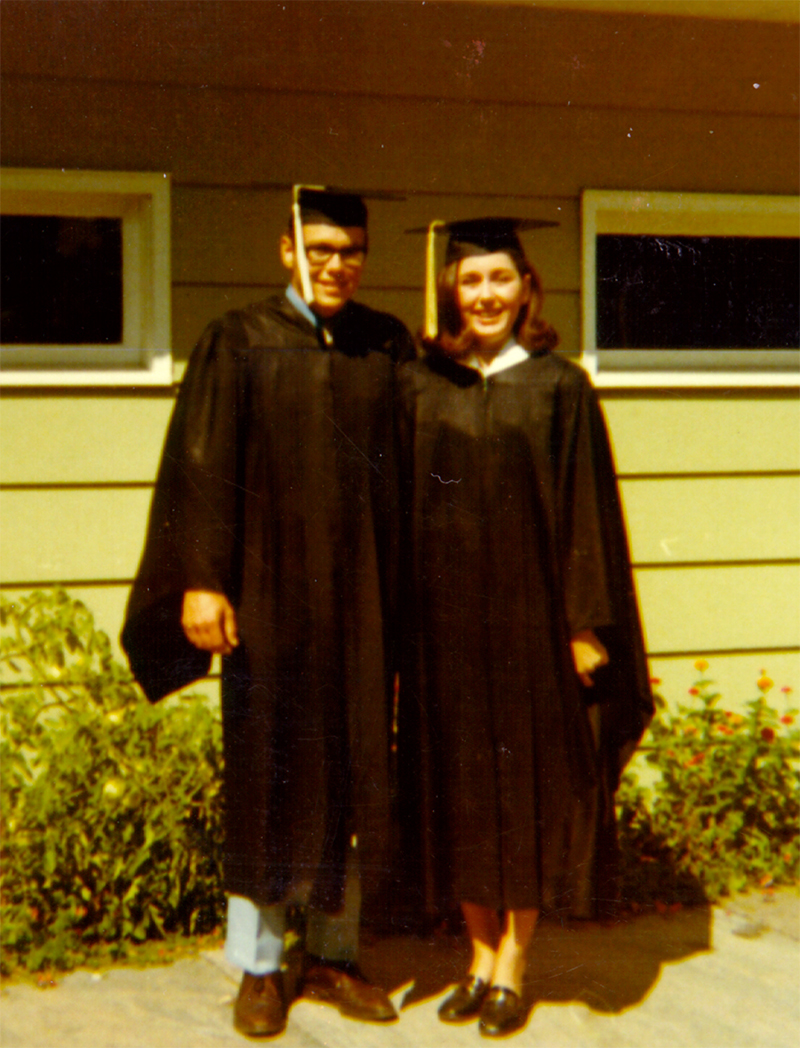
[182,590,239,655]
[571,629,609,688]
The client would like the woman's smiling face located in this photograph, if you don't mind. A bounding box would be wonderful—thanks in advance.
[456,252,532,354]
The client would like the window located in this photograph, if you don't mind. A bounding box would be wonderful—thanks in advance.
[0,169,171,386]
[581,190,800,388]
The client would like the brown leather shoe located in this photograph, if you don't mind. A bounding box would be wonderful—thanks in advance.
[301,961,398,1022]
[233,971,287,1038]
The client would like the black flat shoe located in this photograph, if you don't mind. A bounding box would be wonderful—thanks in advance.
[438,975,490,1023]
[478,986,527,1038]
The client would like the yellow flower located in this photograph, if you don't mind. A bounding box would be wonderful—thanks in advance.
[102,779,124,800]
[694,658,709,673]
[757,674,774,692]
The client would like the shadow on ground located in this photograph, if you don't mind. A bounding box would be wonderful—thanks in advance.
[360,905,712,1016]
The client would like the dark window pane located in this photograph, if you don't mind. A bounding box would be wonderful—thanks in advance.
[1,216,123,344]
[596,235,800,349]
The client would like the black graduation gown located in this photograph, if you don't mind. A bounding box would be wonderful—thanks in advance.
[122,294,414,915]
[396,349,653,919]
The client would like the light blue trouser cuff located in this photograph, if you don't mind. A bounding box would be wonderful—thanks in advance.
[225,895,286,975]
[224,875,361,975]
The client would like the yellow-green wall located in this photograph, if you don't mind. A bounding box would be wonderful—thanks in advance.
[2,1,798,714]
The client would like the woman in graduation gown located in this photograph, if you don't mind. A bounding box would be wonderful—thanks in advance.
[396,219,653,1037]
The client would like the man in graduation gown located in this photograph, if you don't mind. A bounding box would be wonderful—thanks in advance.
[122,188,414,1038]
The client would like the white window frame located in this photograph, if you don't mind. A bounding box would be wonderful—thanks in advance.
[1,168,171,387]
[581,190,800,388]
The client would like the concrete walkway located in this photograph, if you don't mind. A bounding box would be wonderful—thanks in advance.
[2,892,798,1048]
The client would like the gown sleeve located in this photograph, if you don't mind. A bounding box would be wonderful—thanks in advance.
[121,317,248,701]
[554,364,654,784]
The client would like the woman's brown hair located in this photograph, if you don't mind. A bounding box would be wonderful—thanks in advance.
[422,247,559,359]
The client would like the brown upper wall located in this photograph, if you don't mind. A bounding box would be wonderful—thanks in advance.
[3,76,797,200]
[2,0,798,118]
[2,1,799,200]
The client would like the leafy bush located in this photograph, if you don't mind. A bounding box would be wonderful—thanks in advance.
[617,661,800,904]
[1,589,225,973]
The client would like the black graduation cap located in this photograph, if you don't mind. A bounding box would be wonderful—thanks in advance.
[406,216,559,337]
[291,183,404,304]
[296,187,369,229]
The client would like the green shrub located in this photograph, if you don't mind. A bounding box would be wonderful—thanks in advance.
[0,589,225,973]
[617,662,800,904]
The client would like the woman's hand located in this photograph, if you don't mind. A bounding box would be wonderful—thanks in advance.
[182,590,239,654]
[571,629,609,688]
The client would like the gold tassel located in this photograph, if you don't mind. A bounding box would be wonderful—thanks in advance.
[424,220,446,340]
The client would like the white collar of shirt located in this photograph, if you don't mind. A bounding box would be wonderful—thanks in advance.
[465,338,529,377]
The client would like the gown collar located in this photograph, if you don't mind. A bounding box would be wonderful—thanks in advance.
[464,338,529,377]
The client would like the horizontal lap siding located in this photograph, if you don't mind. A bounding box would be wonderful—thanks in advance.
[3,476,798,581]
[636,564,800,655]
[3,80,798,199]
[0,488,153,583]
[0,397,173,485]
[1,2,798,707]
[3,494,798,669]
[171,287,580,368]
[620,476,800,565]
[3,3,795,117]
[5,396,797,484]
[604,397,800,475]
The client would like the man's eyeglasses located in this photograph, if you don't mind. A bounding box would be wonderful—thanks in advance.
[305,244,366,267]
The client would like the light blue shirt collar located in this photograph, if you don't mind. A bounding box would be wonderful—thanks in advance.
[286,284,319,329]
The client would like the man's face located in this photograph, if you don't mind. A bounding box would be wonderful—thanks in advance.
[280,222,367,318]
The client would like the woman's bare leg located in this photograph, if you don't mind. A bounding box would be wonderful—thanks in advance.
[491,908,538,994]
[461,902,501,983]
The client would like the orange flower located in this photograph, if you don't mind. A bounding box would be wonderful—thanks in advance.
[649,677,662,686]
[688,687,700,696]
[757,674,773,692]
[685,753,705,766]
[781,715,794,725]
[781,686,792,695]
[694,658,709,673]
[716,724,734,736]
